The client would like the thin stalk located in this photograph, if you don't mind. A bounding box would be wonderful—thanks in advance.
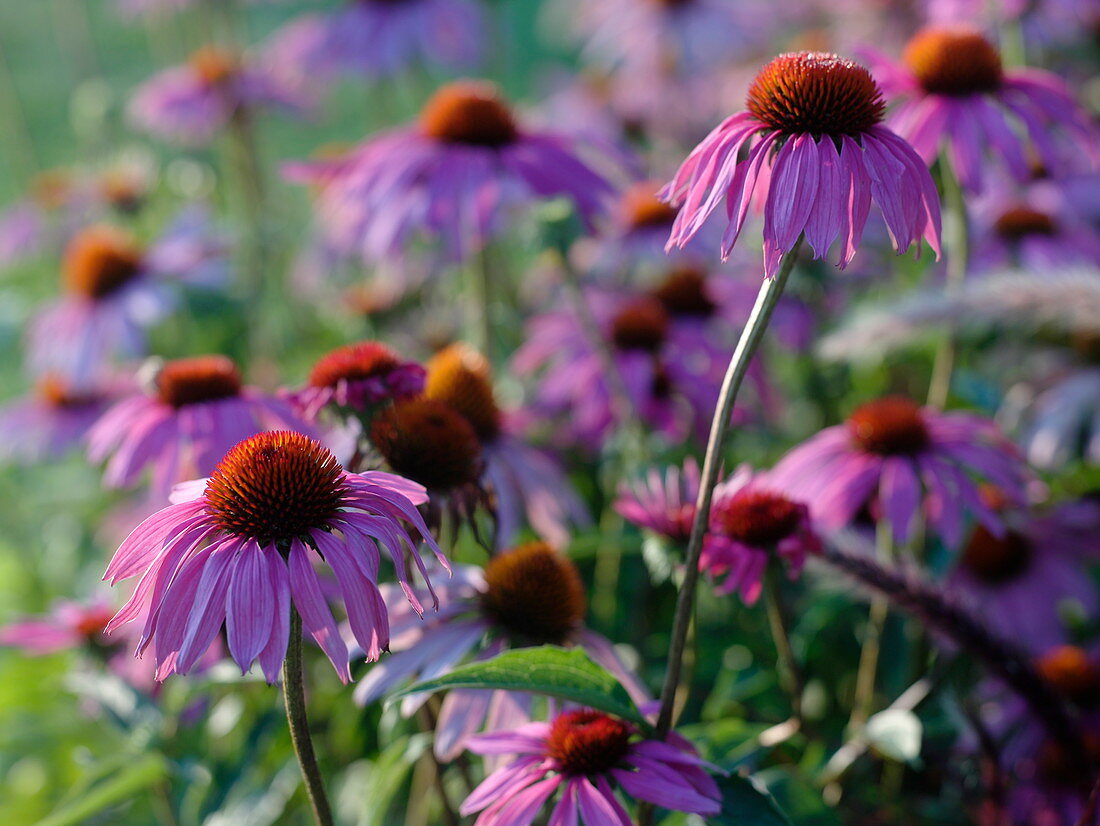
[466,245,494,361]
[654,241,802,739]
[416,706,463,826]
[282,610,335,826]
[848,518,894,733]
[927,158,968,409]
[763,563,803,722]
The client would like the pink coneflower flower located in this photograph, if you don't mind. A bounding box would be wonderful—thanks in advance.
[616,459,701,543]
[103,430,446,682]
[662,51,941,276]
[290,340,426,423]
[460,708,721,823]
[0,375,126,465]
[425,344,590,549]
[770,396,1030,548]
[288,80,618,264]
[869,28,1099,194]
[88,355,311,500]
[0,599,117,655]
[129,46,307,146]
[1006,366,1100,470]
[27,218,227,386]
[355,542,647,760]
[701,466,822,603]
[950,495,1100,653]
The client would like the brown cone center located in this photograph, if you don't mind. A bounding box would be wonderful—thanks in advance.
[370,398,481,491]
[903,29,1003,97]
[960,526,1032,584]
[546,710,633,777]
[611,297,670,352]
[420,81,518,147]
[156,356,243,408]
[63,226,144,299]
[425,344,502,443]
[848,396,930,455]
[480,542,586,645]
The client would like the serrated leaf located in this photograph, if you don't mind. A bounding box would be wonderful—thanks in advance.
[390,646,648,728]
[711,774,792,826]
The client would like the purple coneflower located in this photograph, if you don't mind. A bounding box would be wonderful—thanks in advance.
[950,495,1100,653]
[971,192,1100,273]
[103,430,446,681]
[662,51,941,276]
[460,708,721,824]
[88,355,311,500]
[27,218,227,386]
[616,459,701,544]
[288,80,618,264]
[0,599,118,655]
[770,396,1030,548]
[355,542,647,760]
[1006,367,1100,470]
[129,46,306,146]
[425,344,590,549]
[869,27,1099,194]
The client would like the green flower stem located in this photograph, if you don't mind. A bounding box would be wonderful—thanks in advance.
[927,158,968,409]
[764,562,803,723]
[847,518,894,734]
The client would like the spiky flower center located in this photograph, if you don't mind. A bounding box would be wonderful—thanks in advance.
[994,206,1058,241]
[480,542,586,645]
[960,526,1032,584]
[847,397,930,455]
[425,344,501,442]
[74,606,115,640]
[37,375,96,409]
[205,431,347,544]
[611,297,669,352]
[903,29,1003,97]
[746,52,885,137]
[189,46,238,86]
[420,81,518,147]
[62,225,143,299]
[370,398,481,491]
[100,173,146,215]
[1036,646,1100,707]
[308,341,403,389]
[546,711,633,777]
[620,182,679,232]
[651,267,717,318]
[713,490,802,547]
[156,356,243,408]
[31,170,72,209]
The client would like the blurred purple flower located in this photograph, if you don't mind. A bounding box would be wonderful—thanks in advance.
[616,458,701,543]
[1003,368,1100,470]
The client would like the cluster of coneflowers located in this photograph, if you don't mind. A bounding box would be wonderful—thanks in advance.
[0,0,1099,824]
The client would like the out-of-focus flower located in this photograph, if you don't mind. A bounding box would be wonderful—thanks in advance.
[1002,367,1100,470]
[868,28,1099,194]
[287,80,619,264]
[129,46,307,146]
[663,51,940,276]
[771,396,1029,548]
[103,431,446,682]
[425,344,590,549]
[928,0,1099,47]
[355,541,646,760]
[950,496,1100,653]
[0,375,127,465]
[460,708,721,823]
[265,0,483,83]
[26,216,228,386]
[88,355,311,500]
[701,466,822,603]
[616,458,701,543]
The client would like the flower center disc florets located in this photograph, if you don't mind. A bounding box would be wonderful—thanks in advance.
[190,46,239,86]
[205,431,347,544]
[746,52,885,137]
[309,341,403,389]
[960,525,1032,583]
[611,297,670,352]
[1036,646,1100,707]
[903,28,1003,97]
[156,355,243,408]
[425,344,502,442]
[37,375,96,409]
[63,225,143,299]
[714,490,802,547]
[546,710,633,777]
[480,542,586,645]
[420,81,519,147]
[651,267,717,318]
[847,396,930,455]
[370,398,482,491]
[620,182,679,231]
[994,206,1058,240]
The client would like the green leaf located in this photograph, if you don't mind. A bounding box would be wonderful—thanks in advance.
[34,754,169,826]
[711,774,792,826]
[390,646,648,728]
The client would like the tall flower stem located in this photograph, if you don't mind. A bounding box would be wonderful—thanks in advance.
[654,241,802,740]
[927,159,968,409]
[282,610,335,826]
[763,562,803,723]
[848,518,893,733]
[466,245,494,362]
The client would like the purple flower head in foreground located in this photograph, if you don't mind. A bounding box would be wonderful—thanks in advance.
[103,430,447,682]
[425,344,590,549]
[460,708,721,824]
[870,27,1099,194]
[27,217,227,385]
[129,46,307,146]
[354,542,647,761]
[950,495,1100,653]
[662,51,941,276]
[88,355,312,500]
[771,396,1030,549]
[288,80,618,264]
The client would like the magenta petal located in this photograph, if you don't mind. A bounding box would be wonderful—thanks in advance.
[177,541,239,673]
[288,538,350,682]
[257,552,291,683]
[575,776,630,826]
[225,539,275,673]
[314,530,388,661]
